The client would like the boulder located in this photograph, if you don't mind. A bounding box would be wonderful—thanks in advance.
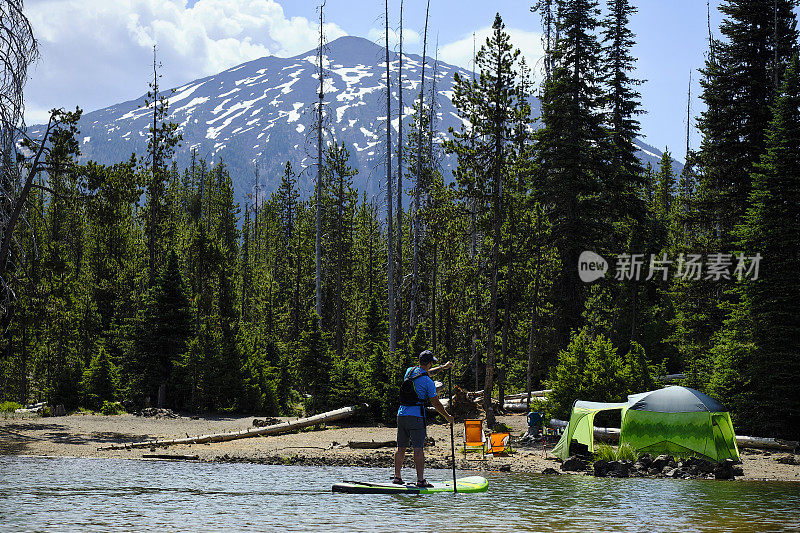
[593,460,611,477]
[608,461,631,478]
[714,458,737,480]
[253,417,281,427]
[776,454,798,465]
[652,454,674,472]
[541,467,560,475]
[665,468,685,478]
[683,456,715,476]
[561,456,589,472]
[637,453,653,468]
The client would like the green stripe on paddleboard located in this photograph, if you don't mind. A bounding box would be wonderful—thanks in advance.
[332,476,488,494]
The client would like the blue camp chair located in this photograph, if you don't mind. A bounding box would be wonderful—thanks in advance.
[527,411,544,440]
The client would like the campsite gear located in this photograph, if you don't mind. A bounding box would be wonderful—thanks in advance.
[621,387,740,461]
[527,411,544,440]
[332,476,488,495]
[448,368,457,493]
[552,386,740,462]
[463,419,486,458]
[486,432,511,456]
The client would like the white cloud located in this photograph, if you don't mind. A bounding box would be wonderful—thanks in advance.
[23,0,347,123]
[440,26,544,75]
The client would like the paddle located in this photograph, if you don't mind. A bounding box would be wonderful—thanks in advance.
[448,367,457,493]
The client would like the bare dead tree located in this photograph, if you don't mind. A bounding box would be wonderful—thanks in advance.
[384,0,396,354]
[0,1,81,320]
[0,1,39,316]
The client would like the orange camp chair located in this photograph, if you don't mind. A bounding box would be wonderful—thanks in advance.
[486,432,511,456]
[463,419,485,459]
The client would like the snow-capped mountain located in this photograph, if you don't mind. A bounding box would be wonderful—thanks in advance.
[30,36,676,206]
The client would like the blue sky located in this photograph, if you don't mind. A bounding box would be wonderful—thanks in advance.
[24,0,726,160]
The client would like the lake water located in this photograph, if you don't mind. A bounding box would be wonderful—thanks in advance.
[0,456,798,532]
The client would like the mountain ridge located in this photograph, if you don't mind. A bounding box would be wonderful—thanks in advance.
[28,35,679,206]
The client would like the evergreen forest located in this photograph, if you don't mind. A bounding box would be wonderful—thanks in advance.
[2,0,798,441]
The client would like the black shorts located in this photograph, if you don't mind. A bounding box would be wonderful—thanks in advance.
[397,415,426,448]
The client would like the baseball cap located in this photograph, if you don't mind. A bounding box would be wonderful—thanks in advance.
[419,350,437,364]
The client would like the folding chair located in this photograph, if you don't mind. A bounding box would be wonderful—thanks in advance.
[463,419,485,459]
[527,411,544,440]
[486,432,512,456]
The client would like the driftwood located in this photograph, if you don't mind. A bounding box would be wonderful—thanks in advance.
[735,435,799,452]
[549,418,799,451]
[348,440,397,449]
[444,386,480,421]
[468,390,551,402]
[142,454,200,460]
[98,404,367,450]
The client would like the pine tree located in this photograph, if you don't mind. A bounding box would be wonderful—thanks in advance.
[601,0,645,234]
[535,0,607,345]
[129,249,192,407]
[675,1,798,386]
[711,55,800,439]
[81,346,118,410]
[446,13,524,427]
[142,46,182,283]
[696,0,799,251]
[298,309,332,415]
[323,142,357,362]
[654,149,676,220]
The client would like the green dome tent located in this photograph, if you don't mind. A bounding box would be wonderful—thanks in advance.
[552,386,740,462]
[620,386,740,461]
[551,400,626,460]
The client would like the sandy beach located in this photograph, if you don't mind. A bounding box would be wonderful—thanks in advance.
[1,411,798,481]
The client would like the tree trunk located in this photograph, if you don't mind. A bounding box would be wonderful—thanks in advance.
[396,0,405,344]
[385,0,396,355]
[410,0,430,332]
[315,4,324,325]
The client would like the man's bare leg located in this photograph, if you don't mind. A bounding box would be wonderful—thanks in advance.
[413,448,425,482]
[394,447,405,480]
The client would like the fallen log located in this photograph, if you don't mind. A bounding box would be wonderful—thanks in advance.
[549,418,799,451]
[505,390,552,401]
[503,403,531,412]
[549,418,620,441]
[348,440,397,449]
[470,390,551,402]
[98,404,367,450]
[142,454,200,460]
[735,435,799,452]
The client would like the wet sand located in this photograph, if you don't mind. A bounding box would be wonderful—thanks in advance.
[1,412,797,481]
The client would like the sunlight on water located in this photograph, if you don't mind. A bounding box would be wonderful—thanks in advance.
[0,456,798,532]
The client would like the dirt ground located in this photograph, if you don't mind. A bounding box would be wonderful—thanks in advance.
[1,411,798,481]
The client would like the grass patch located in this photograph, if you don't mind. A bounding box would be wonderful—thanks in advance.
[594,443,618,462]
[0,401,22,413]
[100,401,124,416]
[616,442,638,462]
[594,442,640,462]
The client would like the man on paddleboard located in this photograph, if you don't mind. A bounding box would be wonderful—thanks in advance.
[394,350,454,488]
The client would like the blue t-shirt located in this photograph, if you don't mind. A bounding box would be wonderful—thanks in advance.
[397,366,438,418]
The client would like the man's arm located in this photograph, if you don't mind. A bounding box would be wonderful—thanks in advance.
[430,396,455,424]
[428,361,453,375]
